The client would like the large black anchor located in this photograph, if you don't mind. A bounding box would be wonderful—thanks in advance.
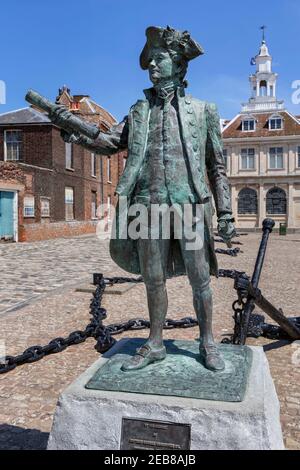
[231,218,300,345]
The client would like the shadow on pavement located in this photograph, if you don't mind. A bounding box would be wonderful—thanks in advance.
[0,424,49,450]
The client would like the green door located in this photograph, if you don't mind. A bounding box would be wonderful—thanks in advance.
[0,191,15,239]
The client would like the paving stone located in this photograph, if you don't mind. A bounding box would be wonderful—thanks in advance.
[0,232,299,449]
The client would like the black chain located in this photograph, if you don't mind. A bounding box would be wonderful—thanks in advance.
[215,248,241,257]
[0,268,260,374]
[0,279,109,374]
[218,269,247,280]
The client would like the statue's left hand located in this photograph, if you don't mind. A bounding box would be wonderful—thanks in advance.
[61,129,83,144]
[217,214,236,245]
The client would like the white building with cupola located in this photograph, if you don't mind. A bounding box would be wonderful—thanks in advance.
[222,36,300,231]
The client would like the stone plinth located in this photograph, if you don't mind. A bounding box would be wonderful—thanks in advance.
[47,338,284,450]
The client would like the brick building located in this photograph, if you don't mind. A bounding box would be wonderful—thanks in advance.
[222,39,300,231]
[0,87,126,242]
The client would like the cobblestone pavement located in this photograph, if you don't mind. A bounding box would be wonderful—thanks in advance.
[0,235,113,314]
[0,232,299,450]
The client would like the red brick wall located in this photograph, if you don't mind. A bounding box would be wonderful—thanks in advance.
[0,125,53,168]
[50,127,104,222]
[0,123,127,242]
[101,150,127,211]
[20,220,99,242]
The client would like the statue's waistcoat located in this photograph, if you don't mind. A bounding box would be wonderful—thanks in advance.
[115,88,210,203]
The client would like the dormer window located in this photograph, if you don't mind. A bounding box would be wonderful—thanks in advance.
[269,114,283,130]
[242,117,256,132]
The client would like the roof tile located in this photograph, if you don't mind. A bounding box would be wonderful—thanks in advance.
[223,111,300,138]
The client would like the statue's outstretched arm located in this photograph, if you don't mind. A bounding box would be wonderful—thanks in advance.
[25,89,129,156]
[62,117,129,156]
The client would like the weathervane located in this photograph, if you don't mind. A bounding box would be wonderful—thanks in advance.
[260,25,267,42]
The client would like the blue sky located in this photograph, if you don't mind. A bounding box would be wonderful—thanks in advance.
[0,0,299,121]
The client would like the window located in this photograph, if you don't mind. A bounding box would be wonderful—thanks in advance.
[65,187,74,221]
[238,188,258,215]
[269,147,284,169]
[269,115,283,130]
[24,196,35,217]
[241,148,255,170]
[266,188,287,215]
[107,158,111,183]
[40,198,50,217]
[5,130,23,161]
[297,147,300,168]
[223,149,228,170]
[65,143,73,169]
[91,153,96,177]
[242,119,255,132]
[91,191,97,219]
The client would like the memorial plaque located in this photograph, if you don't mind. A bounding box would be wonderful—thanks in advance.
[120,418,191,450]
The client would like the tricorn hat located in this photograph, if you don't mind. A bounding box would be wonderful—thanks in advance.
[140,25,204,70]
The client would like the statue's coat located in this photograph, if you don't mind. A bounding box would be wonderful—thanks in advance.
[104,87,231,277]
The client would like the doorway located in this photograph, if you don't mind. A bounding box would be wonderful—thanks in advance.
[0,191,17,241]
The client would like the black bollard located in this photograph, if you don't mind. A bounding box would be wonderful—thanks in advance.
[93,273,103,286]
[239,218,275,345]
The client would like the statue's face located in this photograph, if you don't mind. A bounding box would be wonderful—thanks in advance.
[148,47,175,84]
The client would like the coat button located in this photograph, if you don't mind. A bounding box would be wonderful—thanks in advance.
[187,109,193,114]
[185,99,191,105]
[192,132,198,138]
[193,144,198,152]
[189,121,196,126]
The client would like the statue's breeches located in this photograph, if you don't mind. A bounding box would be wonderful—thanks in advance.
[137,212,210,291]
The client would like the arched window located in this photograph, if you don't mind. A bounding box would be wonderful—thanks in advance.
[266,188,287,215]
[259,80,267,97]
[238,188,258,215]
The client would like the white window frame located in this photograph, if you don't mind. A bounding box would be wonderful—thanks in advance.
[65,142,74,170]
[4,130,23,161]
[40,197,50,218]
[297,146,300,168]
[269,115,283,131]
[269,147,284,170]
[242,118,256,132]
[65,187,74,221]
[23,196,35,218]
[91,153,96,177]
[240,148,255,171]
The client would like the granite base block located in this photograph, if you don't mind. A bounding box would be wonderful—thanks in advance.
[47,338,284,450]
